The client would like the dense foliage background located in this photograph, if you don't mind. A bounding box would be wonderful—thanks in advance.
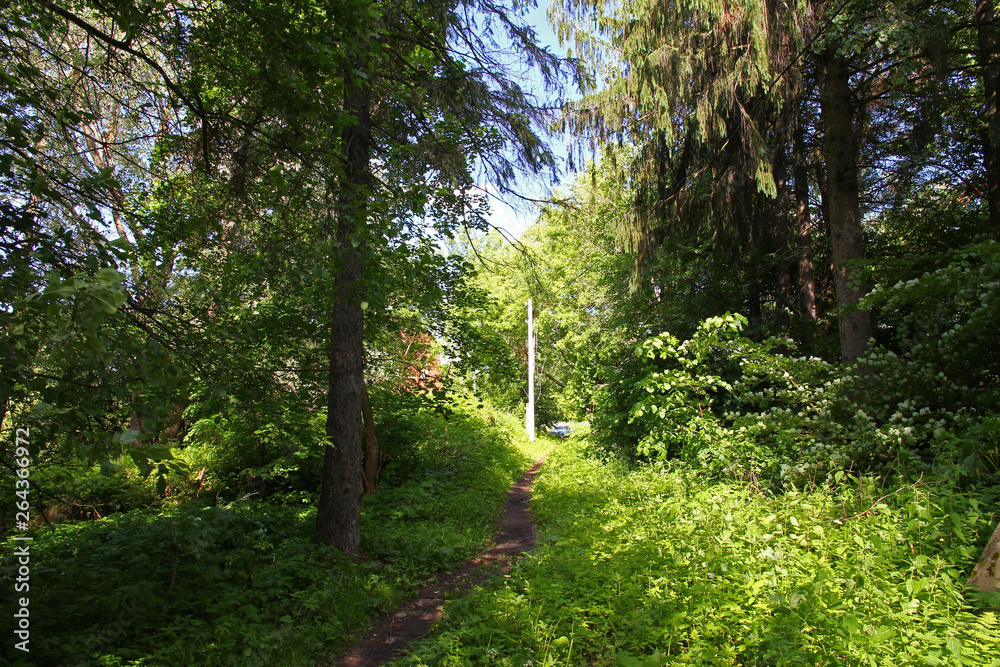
[3,0,1000,664]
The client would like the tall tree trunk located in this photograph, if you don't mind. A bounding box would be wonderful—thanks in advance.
[793,120,817,322]
[315,69,372,554]
[819,47,872,365]
[977,0,1000,227]
[774,144,792,329]
[747,278,763,342]
[361,379,380,496]
[0,383,8,435]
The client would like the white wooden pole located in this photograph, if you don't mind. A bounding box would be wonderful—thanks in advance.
[527,298,535,441]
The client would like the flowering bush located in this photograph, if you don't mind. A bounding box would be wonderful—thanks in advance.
[626,238,1000,486]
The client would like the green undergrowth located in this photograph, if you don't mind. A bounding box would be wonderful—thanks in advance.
[395,436,1000,667]
[361,399,551,580]
[0,397,542,666]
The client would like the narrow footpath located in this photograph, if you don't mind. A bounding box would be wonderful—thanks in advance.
[329,457,546,667]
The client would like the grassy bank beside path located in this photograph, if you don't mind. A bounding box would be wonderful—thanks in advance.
[397,434,1000,667]
[0,400,548,667]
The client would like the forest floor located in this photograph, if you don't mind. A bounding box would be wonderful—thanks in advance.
[329,456,547,667]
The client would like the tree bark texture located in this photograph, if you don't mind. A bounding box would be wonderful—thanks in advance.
[773,144,792,329]
[968,519,1000,591]
[819,48,872,364]
[977,0,1000,228]
[361,379,380,496]
[315,70,372,554]
[793,120,817,322]
[747,278,762,342]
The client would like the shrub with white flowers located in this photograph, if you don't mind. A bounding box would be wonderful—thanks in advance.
[626,241,1000,486]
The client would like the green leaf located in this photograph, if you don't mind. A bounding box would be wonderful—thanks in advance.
[99,458,123,475]
[95,267,124,286]
[143,445,174,461]
[44,284,77,298]
[116,430,140,444]
[91,292,121,314]
[30,402,55,416]
[134,459,154,477]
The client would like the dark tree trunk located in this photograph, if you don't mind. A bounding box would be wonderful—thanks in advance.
[773,144,792,329]
[361,379,380,496]
[819,48,872,365]
[977,0,1000,227]
[793,119,817,322]
[747,278,762,342]
[0,384,7,435]
[315,70,372,554]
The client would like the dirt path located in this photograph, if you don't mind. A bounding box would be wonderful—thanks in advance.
[327,457,546,667]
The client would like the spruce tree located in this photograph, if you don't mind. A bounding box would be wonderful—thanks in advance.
[313,0,577,553]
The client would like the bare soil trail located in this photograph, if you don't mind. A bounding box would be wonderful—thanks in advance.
[327,457,546,667]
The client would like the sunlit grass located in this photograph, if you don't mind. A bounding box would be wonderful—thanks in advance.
[396,435,1000,667]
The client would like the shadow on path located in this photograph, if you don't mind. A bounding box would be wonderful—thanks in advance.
[328,457,546,667]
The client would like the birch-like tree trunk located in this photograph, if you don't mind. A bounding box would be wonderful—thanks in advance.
[968,521,1000,591]
[362,380,380,496]
[774,144,792,329]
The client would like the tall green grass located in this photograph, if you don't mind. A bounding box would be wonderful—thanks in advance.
[397,436,1000,667]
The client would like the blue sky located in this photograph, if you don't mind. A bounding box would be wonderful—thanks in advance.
[481,0,576,240]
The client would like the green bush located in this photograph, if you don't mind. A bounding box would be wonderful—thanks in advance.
[182,404,325,503]
[363,393,535,577]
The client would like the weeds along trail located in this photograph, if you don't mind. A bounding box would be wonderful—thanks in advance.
[0,399,551,667]
[334,457,546,666]
[393,435,1000,667]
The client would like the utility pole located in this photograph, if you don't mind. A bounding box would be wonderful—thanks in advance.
[526,299,535,442]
